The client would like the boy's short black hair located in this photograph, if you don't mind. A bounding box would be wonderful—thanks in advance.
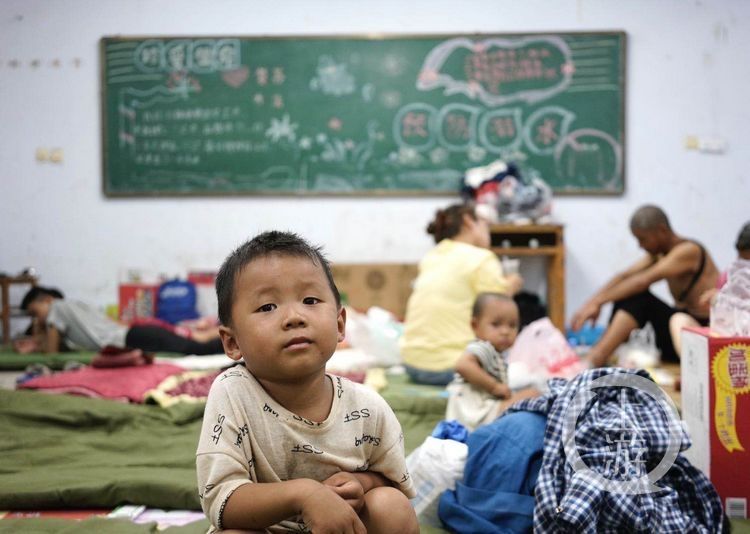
[472,292,515,319]
[20,286,64,311]
[216,231,341,326]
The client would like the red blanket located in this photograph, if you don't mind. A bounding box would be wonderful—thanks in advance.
[19,363,184,403]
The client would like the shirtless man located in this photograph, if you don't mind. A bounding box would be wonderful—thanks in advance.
[571,205,719,367]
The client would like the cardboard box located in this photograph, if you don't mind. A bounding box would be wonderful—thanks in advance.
[331,264,418,320]
[118,283,158,323]
[682,327,750,519]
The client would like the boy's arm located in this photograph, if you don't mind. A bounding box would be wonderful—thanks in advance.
[455,352,510,398]
[221,478,365,532]
[571,254,655,330]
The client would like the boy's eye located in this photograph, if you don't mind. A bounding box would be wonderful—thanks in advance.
[257,303,276,313]
[303,297,321,305]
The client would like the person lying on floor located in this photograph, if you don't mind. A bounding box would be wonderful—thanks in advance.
[19,286,223,355]
[571,204,720,367]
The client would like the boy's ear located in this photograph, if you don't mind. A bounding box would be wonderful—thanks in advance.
[337,307,346,343]
[470,316,478,330]
[219,325,243,361]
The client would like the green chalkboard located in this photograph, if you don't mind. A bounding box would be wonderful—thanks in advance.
[101,32,626,196]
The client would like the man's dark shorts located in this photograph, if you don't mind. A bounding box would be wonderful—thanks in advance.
[611,290,708,363]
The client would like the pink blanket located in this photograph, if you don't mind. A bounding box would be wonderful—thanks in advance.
[19,363,184,403]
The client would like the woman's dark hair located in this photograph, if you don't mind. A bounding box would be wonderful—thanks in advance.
[20,286,64,310]
[736,221,750,252]
[426,202,477,244]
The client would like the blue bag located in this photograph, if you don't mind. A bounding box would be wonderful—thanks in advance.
[156,279,199,324]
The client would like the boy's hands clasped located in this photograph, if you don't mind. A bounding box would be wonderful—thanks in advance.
[300,476,366,534]
[323,472,366,512]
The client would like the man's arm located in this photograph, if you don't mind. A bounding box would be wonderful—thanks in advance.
[44,326,61,353]
[571,254,655,330]
[591,243,700,306]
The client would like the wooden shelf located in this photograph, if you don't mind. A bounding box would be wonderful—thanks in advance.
[1,275,38,344]
[492,247,558,257]
[489,224,565,330]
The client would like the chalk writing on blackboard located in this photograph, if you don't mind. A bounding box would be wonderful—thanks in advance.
[102,33,625,196]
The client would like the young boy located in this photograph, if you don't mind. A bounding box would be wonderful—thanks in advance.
[196,231,417,533]
[20,286,223,355]
[446,292,519,430]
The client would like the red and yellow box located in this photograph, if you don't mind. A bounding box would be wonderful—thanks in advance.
[682,327,750,519]
[118,283,158,323]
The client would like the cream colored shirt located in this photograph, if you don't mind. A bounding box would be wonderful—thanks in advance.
[400,239,509,371]
[196,365,414,532]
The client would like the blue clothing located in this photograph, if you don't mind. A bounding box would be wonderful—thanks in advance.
[509,368,724,533]
[404,364,455,386]
[439,411,546,533]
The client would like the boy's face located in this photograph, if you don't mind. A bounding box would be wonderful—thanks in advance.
[27,297,52,322]
[471,297,519,352]
[219,254,345,383]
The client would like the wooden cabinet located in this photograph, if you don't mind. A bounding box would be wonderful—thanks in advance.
[1,275,38,344]
[489,224,565,330]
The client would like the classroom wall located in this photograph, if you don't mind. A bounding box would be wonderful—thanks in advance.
[1,0,748,333]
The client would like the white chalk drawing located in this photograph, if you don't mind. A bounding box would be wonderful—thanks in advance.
[392,103,438,152]
[477,108,523,154]
[309,56,355,96]
[133,39,240,74]
[396,146,422,166]
[553,128,622,189]
[165,40,191,71]
[361,83,375,102]
[416,36,573,106]
[382,54,406,76]
[265,114,298,143]
[118,86,189,152]
[351,120,382,170]
[299,137,312,150]
[436,103,480,151]
[522,106,575,156]
[380,90,402,109]
[429,147,449,165]
[467,145,487,162]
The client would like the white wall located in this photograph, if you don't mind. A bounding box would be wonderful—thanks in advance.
[1,0,748,331]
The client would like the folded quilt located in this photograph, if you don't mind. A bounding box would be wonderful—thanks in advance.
[19,363,184,402]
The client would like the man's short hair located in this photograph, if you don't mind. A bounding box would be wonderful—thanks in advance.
[215,231,341,326]
[737,221,750,252]
[472,292,515,319]
[630,205,672,232]
[20,286,64,311]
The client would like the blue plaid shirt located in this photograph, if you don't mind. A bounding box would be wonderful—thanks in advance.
[508,368,724,533]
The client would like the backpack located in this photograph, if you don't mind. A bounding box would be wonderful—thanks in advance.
[156,279,199,324]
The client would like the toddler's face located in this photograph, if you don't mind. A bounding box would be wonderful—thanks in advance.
[222,254,345,383]
[472,298,519,352]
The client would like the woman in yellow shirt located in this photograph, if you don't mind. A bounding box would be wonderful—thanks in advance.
[400,202,523,385]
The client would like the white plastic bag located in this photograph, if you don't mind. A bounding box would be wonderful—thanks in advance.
[405,436,468,528]
[617,322,660,368]
[507,317,584,379]
[344,306,403,367]
[711,259,750,336]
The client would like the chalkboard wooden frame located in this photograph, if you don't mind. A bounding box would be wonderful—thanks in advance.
[101,31,626,197]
